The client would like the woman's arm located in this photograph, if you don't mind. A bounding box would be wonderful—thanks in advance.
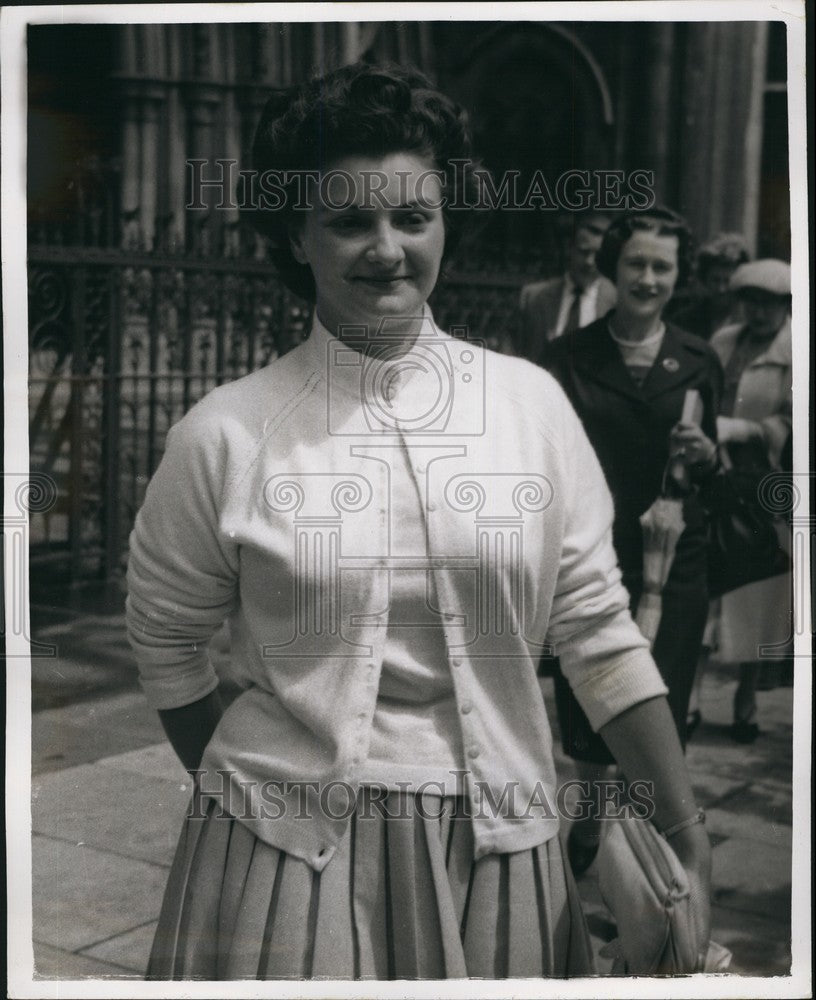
[158,690,225,774]
[600,695,712,953]
[127,409,239,750]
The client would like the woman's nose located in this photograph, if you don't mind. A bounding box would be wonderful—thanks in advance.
[366,225,404,266]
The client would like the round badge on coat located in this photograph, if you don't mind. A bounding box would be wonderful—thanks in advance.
[662,357,680,372]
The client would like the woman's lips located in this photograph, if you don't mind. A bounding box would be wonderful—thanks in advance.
[353,275,411,286]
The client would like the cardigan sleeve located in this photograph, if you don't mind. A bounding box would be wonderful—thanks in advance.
[544,389,668,732]
[126,407,240,710]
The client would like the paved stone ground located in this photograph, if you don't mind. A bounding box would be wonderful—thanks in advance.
[22,591,799,982]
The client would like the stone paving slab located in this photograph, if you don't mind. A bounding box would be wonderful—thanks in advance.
[32,834,170,954]
[80,919,157,974]
[711,836,792,922]
[32,759,191,867]
[33,941,140,980]
[709,905,792,976]
[95,739,189,780]
[32,690,165,775]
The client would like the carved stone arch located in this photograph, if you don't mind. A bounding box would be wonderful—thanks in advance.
[438,22,616,264]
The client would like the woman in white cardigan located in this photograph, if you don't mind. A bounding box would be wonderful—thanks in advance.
[127,61,712,979]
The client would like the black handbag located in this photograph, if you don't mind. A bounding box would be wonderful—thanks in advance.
[703,451,791,598]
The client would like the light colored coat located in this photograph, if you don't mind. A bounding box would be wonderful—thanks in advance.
[709,317,792,663]
[710,317,792,468]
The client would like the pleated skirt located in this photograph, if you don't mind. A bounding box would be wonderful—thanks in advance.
[147,787,595,980]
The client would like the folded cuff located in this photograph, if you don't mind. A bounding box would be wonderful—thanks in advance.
[138,661,220,711]
[568,649,669,733]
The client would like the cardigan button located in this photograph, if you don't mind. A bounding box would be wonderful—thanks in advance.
[427,501,437,513]
[460,701,473,714]
[451,657,463,668]
[467,746,481,759]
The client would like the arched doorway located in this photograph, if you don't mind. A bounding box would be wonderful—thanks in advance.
[437,23,614,272]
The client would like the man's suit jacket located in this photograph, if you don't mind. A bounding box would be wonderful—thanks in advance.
[516,274,617,363]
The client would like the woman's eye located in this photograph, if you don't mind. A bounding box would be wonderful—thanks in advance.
[399,212,429,229]
[329,215,365,231]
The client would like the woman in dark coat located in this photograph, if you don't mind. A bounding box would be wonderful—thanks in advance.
[540,208,723,874]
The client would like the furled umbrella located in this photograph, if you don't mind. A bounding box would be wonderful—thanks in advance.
[634,495,686,648]
[635,388,702,647]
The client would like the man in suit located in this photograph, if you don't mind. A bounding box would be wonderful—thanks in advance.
[516,214,617,363]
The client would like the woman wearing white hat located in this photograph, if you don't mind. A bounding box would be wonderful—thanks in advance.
[709,259,793,742]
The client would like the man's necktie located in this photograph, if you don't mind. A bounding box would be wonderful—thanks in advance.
[563,289,582,336]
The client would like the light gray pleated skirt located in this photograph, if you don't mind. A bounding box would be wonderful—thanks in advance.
[147,787,595,980]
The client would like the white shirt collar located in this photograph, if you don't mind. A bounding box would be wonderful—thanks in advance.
[564,273,600,298]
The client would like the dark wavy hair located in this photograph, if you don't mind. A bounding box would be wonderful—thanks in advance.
[596,206,695,288]
[247,62,481,301]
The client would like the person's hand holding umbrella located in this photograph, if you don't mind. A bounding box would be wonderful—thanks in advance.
[635,392,717,646]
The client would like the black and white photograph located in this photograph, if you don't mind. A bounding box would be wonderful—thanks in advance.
[2,3,811,996]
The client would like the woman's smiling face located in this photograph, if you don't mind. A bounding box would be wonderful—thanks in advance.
[290,152,446,341]
[615,230,680,323]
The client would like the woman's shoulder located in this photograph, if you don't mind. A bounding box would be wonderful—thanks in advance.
[477,341,579,446]
[169,342,315,445]
[481,340,568,397]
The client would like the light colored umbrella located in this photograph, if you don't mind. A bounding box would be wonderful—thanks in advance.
[634,496,686,647]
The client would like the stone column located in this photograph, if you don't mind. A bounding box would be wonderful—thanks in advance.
[679,22,769,252]
[138,88,163,251]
